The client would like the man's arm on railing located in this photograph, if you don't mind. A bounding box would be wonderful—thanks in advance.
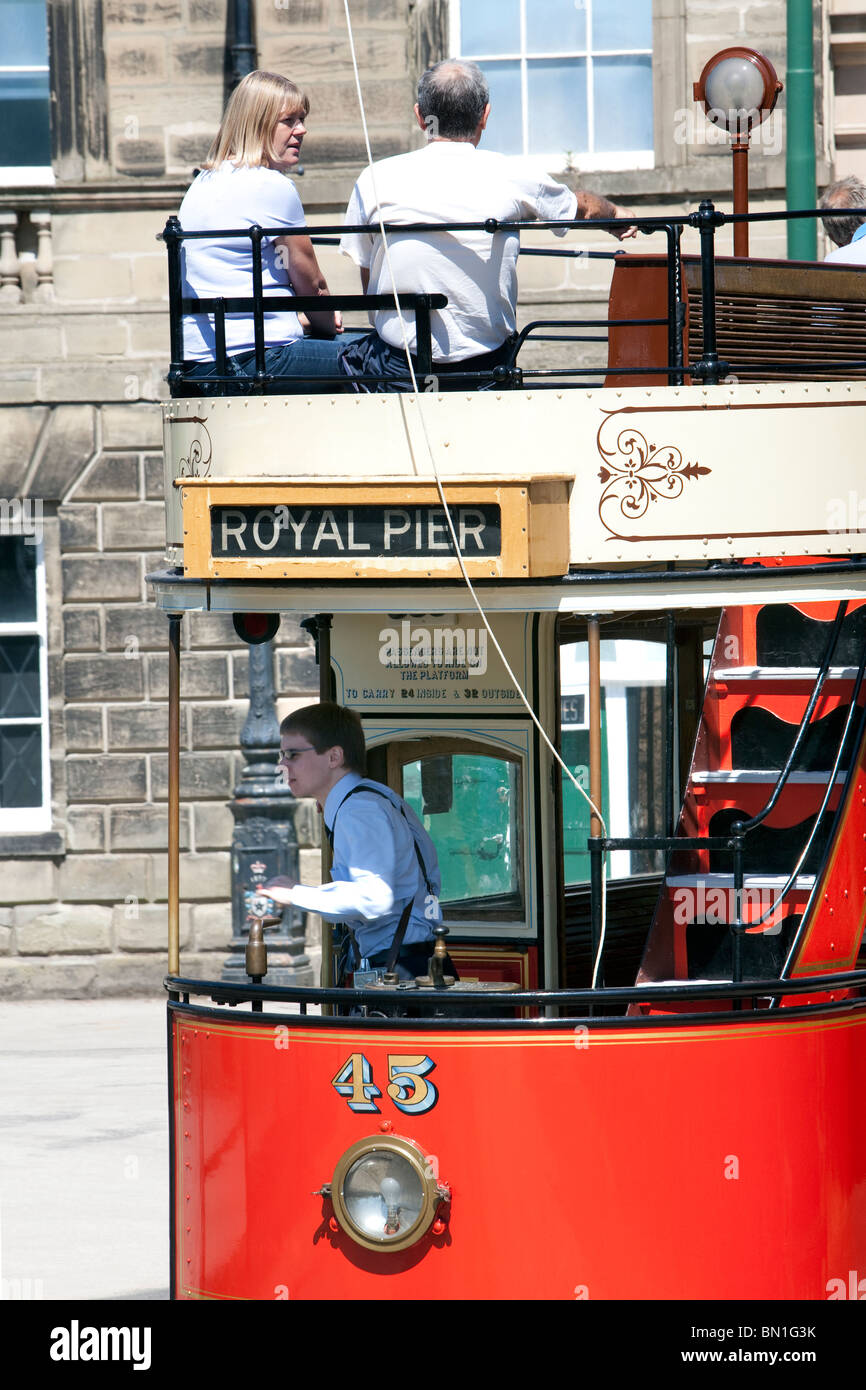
[575,191,638,240]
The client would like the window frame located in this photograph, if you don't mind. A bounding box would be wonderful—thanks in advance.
[559,632,670,884]
[449,0,654,172]
[385,734,529,933]
[0,534,52,833]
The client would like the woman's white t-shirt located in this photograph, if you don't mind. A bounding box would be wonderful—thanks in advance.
[178,163,306,361]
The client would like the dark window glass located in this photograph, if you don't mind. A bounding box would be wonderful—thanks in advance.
[0,1,50,167]
[0,76,51,165]
[0,538,38,622]
[0,724,42,808]
[0,635,40,717]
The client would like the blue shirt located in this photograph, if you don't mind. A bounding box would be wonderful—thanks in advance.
[290,772,442,959]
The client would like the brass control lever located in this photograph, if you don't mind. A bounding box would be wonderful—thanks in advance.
[428,924,454,990]
[245,909,281,980]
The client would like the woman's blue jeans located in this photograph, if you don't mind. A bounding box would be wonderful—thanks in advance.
[182,334,361,394]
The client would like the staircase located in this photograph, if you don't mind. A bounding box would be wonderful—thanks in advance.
[637,595,866,995]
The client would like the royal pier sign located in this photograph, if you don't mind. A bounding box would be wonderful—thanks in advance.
[213,503,501,560]
[179,479,571,580]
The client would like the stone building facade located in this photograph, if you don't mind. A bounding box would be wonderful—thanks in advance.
[0,0,860,995]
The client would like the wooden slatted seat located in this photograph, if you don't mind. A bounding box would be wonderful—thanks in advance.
[606,253,866,387]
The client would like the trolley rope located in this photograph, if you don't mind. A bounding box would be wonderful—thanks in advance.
[340,0,610,985]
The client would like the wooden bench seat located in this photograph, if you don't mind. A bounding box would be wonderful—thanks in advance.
[606,253,866,387]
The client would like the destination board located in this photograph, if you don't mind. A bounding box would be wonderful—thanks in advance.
[211,504,501,560]
[179,477,570,579]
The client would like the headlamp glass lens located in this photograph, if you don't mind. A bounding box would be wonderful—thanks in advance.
[342,1150,426,1240]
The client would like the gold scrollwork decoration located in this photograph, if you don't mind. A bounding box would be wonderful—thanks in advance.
[176,416,213,478]
[597,413,710,540]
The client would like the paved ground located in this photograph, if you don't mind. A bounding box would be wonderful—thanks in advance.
[0,998,169,1301]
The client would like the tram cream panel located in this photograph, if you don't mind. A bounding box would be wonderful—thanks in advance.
[579,385,866,563]
[163,384,866,568]
[329,611,531,715]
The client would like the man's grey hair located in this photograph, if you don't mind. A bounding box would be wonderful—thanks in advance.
[417,60,490,140]
[819,175,866,247]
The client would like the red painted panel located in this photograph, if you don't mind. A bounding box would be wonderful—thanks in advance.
[172,1006,866,1300]
[790,734,866,978]
[448,944,537,989]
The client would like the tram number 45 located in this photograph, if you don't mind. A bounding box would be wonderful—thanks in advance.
[331,1053,437,1115]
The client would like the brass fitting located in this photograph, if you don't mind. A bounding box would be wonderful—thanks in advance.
[430,925,449,989]
[245,917,268,979]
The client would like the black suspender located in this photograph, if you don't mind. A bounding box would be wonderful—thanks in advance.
[326,783,434,891]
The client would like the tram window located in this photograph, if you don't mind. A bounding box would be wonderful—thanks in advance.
[560,637,667,882]
[394,741,524,920]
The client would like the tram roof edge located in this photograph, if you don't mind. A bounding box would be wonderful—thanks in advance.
[147,560,866,618]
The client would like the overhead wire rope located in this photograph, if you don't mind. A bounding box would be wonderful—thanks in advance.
[339,0,610,987]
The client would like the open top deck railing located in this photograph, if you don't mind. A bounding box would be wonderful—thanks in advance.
[161,202,866,396]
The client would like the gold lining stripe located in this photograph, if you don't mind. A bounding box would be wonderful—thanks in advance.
[174,1011,866,1050]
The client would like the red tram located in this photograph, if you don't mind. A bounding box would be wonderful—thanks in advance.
[152,202,866,1299]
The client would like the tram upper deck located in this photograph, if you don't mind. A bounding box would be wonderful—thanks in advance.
[159,203,866,592]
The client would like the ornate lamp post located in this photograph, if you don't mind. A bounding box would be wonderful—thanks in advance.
[222,621,312,985]
[693,47,783,257]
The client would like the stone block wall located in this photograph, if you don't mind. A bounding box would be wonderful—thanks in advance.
[0,399,322,997]
[102,0,415,181]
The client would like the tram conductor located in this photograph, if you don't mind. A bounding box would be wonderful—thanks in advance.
[262,703,446,983]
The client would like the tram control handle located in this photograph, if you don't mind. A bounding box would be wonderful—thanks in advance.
[244,892,281,981]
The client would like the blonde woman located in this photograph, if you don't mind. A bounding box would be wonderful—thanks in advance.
[179,70,347,392]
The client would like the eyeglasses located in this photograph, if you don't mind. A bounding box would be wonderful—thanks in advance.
[279,745,316,764]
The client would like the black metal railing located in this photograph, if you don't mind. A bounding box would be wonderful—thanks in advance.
[161,203,866,397]
[160,210,680,395]
[166,968,866,1027]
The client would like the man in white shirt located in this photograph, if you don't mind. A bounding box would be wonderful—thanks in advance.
[262,703,444,983]
[339,58,636,390]
[820,176,866,265]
